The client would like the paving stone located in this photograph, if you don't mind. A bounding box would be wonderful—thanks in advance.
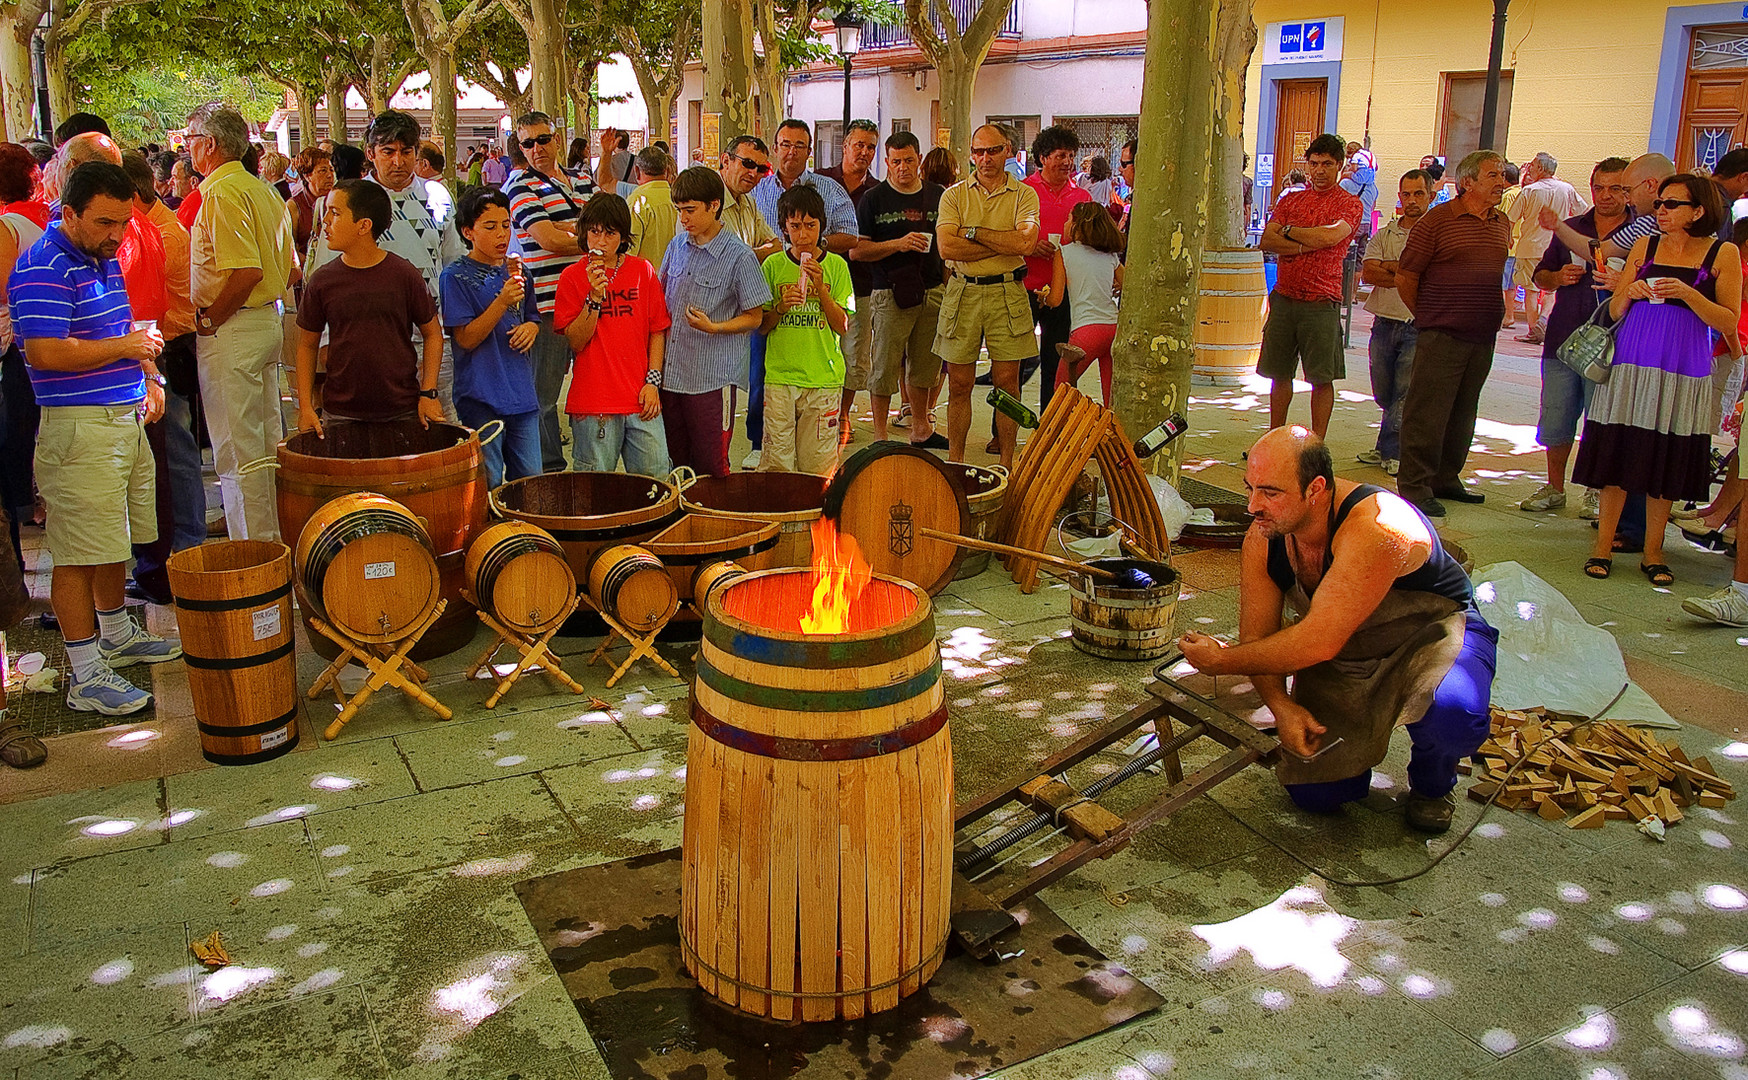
[0,779,167,880]
[162,740,418,838]
[537,747,687,864]
[391,701,638,791]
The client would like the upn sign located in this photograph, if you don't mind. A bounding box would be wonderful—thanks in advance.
[1279,21,1326,55]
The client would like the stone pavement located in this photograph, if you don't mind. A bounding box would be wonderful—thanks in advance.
[0,314,1745,1079]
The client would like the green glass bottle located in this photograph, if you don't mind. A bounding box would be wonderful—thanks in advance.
[986,387,1040,429]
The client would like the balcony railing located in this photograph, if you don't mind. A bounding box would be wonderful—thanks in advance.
[860,0,1024,52]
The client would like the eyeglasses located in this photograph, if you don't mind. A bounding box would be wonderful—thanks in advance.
[519,134,554,149]
[1652,198,1700,210]
[969,146,1006,158]
[1595,185,1632,196]
[775,141,810,151]
[731,154,771,175]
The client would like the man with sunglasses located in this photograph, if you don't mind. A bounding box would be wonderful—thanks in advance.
[506,111,597,472]
[718,136,782,262]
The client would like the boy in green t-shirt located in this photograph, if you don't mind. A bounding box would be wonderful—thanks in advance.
[757,184,853,475]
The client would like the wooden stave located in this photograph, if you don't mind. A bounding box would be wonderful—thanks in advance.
[585,544,679,634]
[496,472,683,582]
[294,494,441,644]
[464,521,576,636]
[681,569,952,1019]
[166,540,301,765]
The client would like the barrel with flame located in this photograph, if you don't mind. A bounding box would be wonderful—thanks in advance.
[682,548,952,1021]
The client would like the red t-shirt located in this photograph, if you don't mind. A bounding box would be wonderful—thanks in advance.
[1269,184,1363,303]
[1023,175,1092,290]
[175,188,202,231]
[554,255,671,416]
[117,209,168,323]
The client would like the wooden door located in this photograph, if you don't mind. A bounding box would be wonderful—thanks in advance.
[1679,71,1748,171]
[1272,79,1327,192]
[1439,72,1514,162]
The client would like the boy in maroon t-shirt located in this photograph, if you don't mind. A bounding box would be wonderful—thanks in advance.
[295,179,442,434]
[554,191,673,477]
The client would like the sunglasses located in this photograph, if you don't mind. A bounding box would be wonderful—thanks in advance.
[1652,198,1700,210]
[519,134,555,149]
[731,154,771,175]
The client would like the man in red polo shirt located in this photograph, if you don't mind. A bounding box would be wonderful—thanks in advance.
[1023,126,1092,421]
[1258,134,1362,438]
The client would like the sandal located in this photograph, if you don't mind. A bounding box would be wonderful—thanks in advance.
[1584,557,1613,580]
[1639,563,1675,587]
[0,718,46,769]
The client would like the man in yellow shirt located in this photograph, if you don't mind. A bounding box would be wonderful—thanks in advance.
[934,124,1040,469]
[717,136,782,260]
[628,147,678,264]
[186,102,296,542]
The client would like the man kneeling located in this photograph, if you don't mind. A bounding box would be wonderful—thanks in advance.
[1178,427,1499,833]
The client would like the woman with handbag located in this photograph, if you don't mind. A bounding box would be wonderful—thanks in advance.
[1572,174,1742,585]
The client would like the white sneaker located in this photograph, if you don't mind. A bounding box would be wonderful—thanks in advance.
[99,625,182,666]
[1383,459,1400,477]
[741,450,762,470]
[1519,484,1567,512]
[1682,587,1748,627]
[66,666,152,715]
[1579,489,1600,520]
[1355,449,1384,465]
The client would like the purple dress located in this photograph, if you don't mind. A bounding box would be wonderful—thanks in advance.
[1571,235,1721,502]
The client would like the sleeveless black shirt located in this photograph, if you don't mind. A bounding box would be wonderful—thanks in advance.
[1266,483,1473,604]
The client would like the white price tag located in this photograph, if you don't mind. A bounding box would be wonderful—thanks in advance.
[252,605,282,641]
[364,561,397,580]
[260,727,289,749]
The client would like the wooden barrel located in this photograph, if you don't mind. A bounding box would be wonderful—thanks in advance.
[684,568,952,1021]
[1192,248,1267,386]
[294,493,441,644]
[1068,558,1181,660]
[691,560,748,606]
[646,513,781,601]
[464,521,575,637]
[167,540,301,766]
[276,420,486,657]
[495,472,683,584]
[941,462,1008,580]
[586,544,678,634]
[681,472,828,568]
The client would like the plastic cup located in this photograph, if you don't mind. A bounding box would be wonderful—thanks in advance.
[131,319,157,335]
[921,233,933,252]
[1048,233,1062,249]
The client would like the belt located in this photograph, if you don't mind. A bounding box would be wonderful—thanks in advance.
[959,268,1025,286]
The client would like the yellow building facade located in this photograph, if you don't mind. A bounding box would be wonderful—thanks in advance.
[1243,1,1748,208]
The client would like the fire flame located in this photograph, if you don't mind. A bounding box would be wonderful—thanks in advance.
[800,516,871,634]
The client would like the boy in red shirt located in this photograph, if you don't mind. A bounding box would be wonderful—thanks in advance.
[554,192,673,476]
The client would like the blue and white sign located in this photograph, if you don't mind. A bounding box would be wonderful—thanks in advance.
[1263,17,1344,65]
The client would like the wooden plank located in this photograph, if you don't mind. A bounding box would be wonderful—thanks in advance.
[837,759,868,1020]
[737,752,774,1017]
[920,727,953,988]
[896,743,926,998]
[713,735,743,1010]
[1567,805,1608,829]
[766,757,801,1021]
[864,754,902,1014]
[799,757,840,1021]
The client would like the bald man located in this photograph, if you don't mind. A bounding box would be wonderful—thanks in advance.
[1178,427,1499,833]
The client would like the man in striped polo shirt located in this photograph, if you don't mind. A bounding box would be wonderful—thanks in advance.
[1394,150,1513,517]
[506,111,596,472]
[9,162,182,718]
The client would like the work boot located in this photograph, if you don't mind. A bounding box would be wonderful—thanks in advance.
[1405,791,1455,834]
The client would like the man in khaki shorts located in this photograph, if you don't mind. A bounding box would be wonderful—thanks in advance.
[8,161,182,718]
[934,124,1041,468]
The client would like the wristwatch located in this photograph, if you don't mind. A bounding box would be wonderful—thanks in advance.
[418,389,439,400]
[196,311,216,332]
[963,226,979,242]
[144,373,166,387]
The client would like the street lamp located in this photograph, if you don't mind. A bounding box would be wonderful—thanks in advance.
[833,8,862,155]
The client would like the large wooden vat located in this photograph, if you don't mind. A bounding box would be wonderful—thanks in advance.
[645,512,781,602]
[680,472,828,568]
[494,472,682,584]
[1192,248,1267,386]
[167,540,300,765]
[276,420,485,657]
[683,568,952,1021]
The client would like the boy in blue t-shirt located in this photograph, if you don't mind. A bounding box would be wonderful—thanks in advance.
[757,184,852,476]
[440,187,542,487]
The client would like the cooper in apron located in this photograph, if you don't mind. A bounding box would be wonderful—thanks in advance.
[1180,428,1498,832]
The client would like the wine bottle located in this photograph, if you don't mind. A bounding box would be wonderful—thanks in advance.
[986,387,1039,429]
[1133,413,1188,458]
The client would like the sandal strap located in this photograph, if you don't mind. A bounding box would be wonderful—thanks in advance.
[0,722,44,753]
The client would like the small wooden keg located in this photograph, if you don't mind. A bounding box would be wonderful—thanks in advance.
[1192,248,1267,386]
[690,560,748,607]
[1068,558,1181,660]
[684,568,952,1022]
[465,522,575,637]
[294,493,440,644]
[168,540,300,765]
[586,544,678,634]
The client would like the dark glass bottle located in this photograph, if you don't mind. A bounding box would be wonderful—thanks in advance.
[1133,413,1188,458]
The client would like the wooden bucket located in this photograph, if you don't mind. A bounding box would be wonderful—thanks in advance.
[276,420,486,657]
[680,472,828,568]
[1192,248,1267,386]
[167,540,300,766]
[684,568,952,1021]
[646,513,781,601]
[586,544,678,634]
[294,493,441,644]
[1068,558,1181,660]
[941,462,1008,580]
[464,521,575,637]
[494,472,683,584]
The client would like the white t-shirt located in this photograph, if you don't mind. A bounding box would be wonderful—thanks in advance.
[1059,241,1120,330]
[0,212,46,353]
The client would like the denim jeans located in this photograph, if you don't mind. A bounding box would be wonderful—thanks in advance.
[745,334,767,450]
[532,318,572,473]
[161,387,208,552]
[457,399,542,489]
[1367,316,1418,461]
[570,412,673,478]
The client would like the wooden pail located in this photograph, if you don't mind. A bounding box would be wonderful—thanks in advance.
[494,472,682,584]
[294,493,440,644]
[464,521,575,637]
[167,540,300,765]
[680,472,829,568]
[586,544,678,634]
[1068,558,1181,660]
[1192,248,1267,386]
[683,568,952,1021]
[941,462,1008,579]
